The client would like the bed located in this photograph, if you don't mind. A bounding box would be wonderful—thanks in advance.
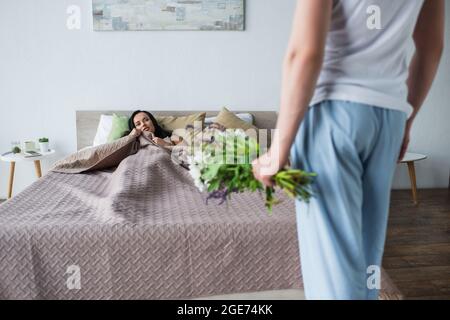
[0,110,403,300]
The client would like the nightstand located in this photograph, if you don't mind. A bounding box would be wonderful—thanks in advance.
[0,150,56,199]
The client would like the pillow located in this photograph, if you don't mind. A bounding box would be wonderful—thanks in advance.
[214,107,258,131]
[93,114,113,146]
[205,112,254,125]
[155,112,206,131]
[107,114,130,142]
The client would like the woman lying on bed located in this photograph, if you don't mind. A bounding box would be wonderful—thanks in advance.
[128,110,183,147]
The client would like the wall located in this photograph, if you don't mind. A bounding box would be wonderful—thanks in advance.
[0,0,449,198]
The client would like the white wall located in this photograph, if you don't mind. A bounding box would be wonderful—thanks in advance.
[392,2,450,189]
[0,0,449,198]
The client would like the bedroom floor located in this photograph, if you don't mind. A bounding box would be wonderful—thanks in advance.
[383,188,450,300]
[1,188,449,300]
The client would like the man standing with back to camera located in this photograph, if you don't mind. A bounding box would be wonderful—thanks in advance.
[252,0,444,299]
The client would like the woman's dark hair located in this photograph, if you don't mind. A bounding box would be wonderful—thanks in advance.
[128,110,171,139]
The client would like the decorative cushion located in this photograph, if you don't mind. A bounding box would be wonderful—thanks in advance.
[155,112,206,132]
[205,112,254,126]
[107,114,130,142]
[214,107,258,131]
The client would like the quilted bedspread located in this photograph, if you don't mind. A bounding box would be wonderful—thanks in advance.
[0,136,402,299]
[0,139,304,299]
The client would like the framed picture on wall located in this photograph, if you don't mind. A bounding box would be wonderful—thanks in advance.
[92,0,245,31]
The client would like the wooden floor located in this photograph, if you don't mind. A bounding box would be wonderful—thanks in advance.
[1,189,449,300]
[384,189,450,300]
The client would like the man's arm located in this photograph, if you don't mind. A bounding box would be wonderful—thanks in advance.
[252,0,332,184]
[399,0,445,161]
[270,0,333,167]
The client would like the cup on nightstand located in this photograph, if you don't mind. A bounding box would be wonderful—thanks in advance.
[22,141,36,153]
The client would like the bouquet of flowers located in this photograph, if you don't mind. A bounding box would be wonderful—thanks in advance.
[187,128,316,213]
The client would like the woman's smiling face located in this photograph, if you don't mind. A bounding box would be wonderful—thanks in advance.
[133,112,155,133]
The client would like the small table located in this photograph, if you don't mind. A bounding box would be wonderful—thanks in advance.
[399,152,427,205]
[1,150,55,199]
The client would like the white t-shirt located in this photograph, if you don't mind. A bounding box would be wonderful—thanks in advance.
[311,0,425,118]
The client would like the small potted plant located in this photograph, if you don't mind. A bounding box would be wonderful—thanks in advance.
[38,137,49,153]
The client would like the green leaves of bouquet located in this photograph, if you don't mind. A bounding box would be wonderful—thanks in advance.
[187,129,316,213]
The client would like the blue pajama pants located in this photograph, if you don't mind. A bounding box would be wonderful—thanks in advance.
[290,100,407,300]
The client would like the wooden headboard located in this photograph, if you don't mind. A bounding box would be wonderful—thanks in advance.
[76,110,278,150]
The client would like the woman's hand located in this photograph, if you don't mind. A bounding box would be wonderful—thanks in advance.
[152,137,172,147]
[252,147,289,187]
[170,134,183,145]
[129,128,142,137]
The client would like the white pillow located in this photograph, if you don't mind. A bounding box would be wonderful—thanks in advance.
[205,113,254,125]
[93,114,114,146]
